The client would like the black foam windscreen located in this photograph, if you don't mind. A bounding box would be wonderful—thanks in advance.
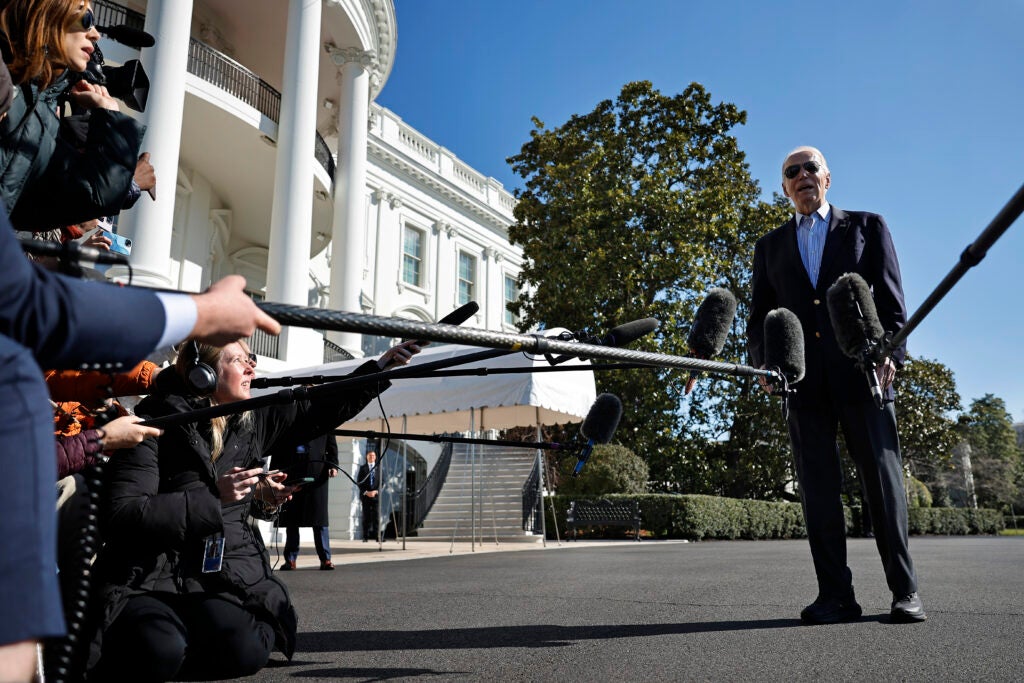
[98,24,156,48]
[406,301,479,345]
[687,288,737,358]
[826,273,884,359]
[605,318,659,347]
[764,308,805,383]
[580,393,623,444]
[438,301,479,326]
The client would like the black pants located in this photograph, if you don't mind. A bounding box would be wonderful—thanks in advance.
[92,593,274,682]
[787,400,917,600]
[362,498,379,540]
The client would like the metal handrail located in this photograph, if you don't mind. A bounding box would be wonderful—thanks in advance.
[94,0,336,181]
[521,458,542,533]
[407,441,454,529]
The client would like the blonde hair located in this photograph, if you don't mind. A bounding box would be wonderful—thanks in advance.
[174,340,253,462]
[0,0,89,88]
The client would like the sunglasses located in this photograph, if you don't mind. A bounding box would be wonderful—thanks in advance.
[784,160,821,179]
[72,7,95,32]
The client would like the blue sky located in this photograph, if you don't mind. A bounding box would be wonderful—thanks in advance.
[377,0,1024,422]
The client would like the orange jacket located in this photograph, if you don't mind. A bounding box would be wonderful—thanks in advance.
[47,360,161,437]
[45,360,161,402]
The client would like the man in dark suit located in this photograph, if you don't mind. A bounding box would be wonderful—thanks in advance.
[275,434,340,570]
[746,146,925,625]
[358,443,381,542]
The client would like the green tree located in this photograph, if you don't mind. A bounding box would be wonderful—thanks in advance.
[893,354,961,503]
[507,81,791,496]
[957,394,1023,511]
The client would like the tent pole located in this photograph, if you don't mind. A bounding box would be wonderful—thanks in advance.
[537,415,546,548]
[401,415,407,551]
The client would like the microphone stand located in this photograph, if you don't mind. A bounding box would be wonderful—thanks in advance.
[255,361,658,387]
[334,429,570,452]
[142,347,534,428]
[251,347,515,388]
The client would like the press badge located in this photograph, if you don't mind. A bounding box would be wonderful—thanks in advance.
[202,533,225,573]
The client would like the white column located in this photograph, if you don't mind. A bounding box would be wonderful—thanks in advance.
[113,0,192,288]
[265,0,322,363]
[326,46,376,357]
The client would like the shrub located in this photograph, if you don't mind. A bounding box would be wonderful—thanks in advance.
[556,444,648,496]
[546,493,1002,539]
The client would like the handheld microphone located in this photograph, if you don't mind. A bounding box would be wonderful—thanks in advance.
[97,24,156,48]
[826,272,886,409]
[573,393,623,476]
[684,288,737,394]
[547,317,659,365]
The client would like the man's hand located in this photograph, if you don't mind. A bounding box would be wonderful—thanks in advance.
[875,357,897,390]
[134,152,156,200]
[756,365,775,395]
[190,275,281,346]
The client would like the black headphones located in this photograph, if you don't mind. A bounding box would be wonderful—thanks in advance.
[184,339,218,395]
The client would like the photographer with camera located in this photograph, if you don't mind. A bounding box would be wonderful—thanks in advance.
[0,0,144,231]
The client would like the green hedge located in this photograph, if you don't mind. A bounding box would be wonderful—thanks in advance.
[546,494,1003,540]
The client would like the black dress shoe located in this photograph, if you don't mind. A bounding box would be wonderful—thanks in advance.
[320,560,335,571]
[890,592,927,623]
[800,596,862,624]
[279,559,297,571]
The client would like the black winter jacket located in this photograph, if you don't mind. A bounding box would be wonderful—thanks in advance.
[0,75,144,230]
[90,362,389,661]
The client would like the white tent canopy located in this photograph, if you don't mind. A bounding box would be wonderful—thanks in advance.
[259,342,597,433]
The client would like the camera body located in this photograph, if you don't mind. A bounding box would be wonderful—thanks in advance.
[70,44,150,112]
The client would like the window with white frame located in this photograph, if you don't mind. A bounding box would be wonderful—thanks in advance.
[503,274,519,326]
[402,225,425,287]
[457,251,476,305]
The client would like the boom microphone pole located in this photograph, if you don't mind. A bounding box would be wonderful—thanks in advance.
[254,301,782,382]
[884,181,1024,357]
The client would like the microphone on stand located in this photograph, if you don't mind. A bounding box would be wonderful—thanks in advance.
[763,307,805,420]
[826,273,887,409]
[573,393,624,476]
[684,287,737,395]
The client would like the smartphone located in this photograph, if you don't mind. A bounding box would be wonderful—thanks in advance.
[283,476,315,486]
[93,229,133,274]
[102,229,133,256]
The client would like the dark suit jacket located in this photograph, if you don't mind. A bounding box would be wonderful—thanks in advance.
[746,206,907,407]
[274,434,339,528]
[358,461,380,499]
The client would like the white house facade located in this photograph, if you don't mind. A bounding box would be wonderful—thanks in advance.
[93,0,527,539]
